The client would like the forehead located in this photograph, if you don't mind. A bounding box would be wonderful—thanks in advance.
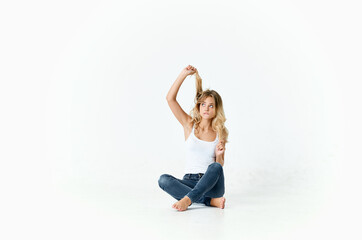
[201,96,215,104]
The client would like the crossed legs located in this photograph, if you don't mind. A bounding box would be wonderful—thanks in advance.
[158,162,225,211]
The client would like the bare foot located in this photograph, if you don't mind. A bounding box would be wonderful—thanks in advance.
[172,196,192,211]
[210,197,226,209]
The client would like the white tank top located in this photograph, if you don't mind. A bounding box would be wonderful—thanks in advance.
[184,123,219,174]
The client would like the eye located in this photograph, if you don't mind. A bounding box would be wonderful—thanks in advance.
[210,105,213,108]
[201,103,205,106]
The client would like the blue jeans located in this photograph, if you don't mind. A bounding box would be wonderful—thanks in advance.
[158,162,225,206]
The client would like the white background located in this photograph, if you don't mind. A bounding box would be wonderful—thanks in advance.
[1,0,361,239]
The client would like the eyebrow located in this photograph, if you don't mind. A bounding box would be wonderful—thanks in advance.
[202,102,214,105]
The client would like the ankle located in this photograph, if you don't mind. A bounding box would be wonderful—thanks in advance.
[210,197,222,206]
[184,196,192,206]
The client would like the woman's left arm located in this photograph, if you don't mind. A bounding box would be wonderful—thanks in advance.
[215,141,225,167]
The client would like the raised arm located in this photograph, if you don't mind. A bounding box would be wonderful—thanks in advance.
[166,65,197,127]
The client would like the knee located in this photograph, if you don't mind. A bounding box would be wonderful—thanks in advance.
[158,174,171,189]
[208,162,223,173]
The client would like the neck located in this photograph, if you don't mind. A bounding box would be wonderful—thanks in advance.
[198,118,212,131]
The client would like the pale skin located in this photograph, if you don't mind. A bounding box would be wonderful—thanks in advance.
[166,65,226,211]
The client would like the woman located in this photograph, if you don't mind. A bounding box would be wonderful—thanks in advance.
[158,65,229,211]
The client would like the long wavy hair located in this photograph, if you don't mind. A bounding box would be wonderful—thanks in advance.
[189,71,229,144]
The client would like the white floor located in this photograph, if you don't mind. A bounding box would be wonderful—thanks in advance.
[4,178,356,240]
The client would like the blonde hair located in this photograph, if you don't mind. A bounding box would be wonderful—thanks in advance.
[189,71,229,144]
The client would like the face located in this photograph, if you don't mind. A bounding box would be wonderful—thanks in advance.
[199,96,216,119]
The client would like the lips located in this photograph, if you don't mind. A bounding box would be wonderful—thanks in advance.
[204,112,209,115]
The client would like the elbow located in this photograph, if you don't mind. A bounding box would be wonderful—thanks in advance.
[166,96,175,102]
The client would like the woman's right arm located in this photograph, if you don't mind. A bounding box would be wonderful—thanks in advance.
[166,65,197,127]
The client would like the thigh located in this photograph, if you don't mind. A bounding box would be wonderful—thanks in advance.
[159,174,198,189]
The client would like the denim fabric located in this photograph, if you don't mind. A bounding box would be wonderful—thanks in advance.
[158,162,225,206]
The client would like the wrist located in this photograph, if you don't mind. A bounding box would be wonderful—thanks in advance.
[179,72,189,78]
